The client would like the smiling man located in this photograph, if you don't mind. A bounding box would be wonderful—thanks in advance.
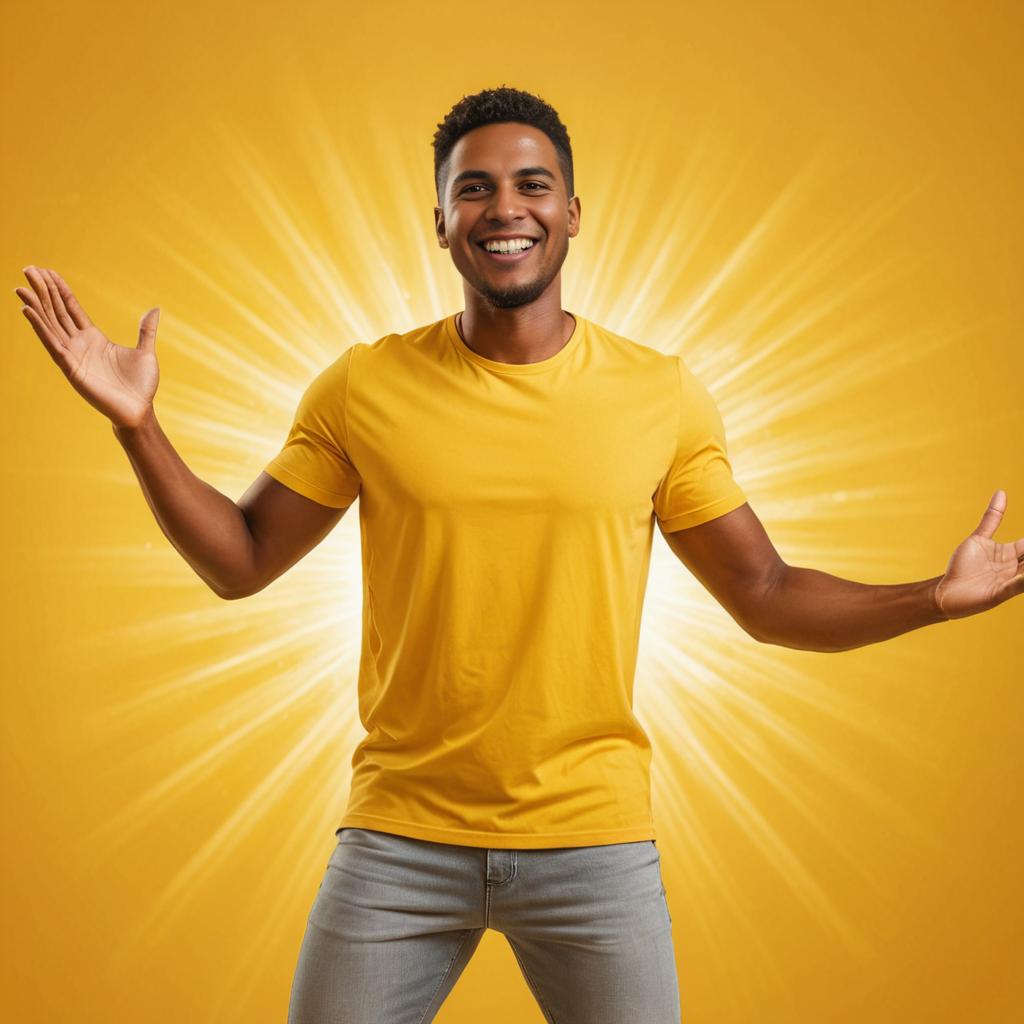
[434,115,580,362]
[16,85,1023,1024]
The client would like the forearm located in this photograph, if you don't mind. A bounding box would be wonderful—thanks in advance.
[751,564,948,652]
[112,406,257,598]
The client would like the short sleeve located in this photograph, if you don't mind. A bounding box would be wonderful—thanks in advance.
[653,356,747,531]
[263,346,362,509]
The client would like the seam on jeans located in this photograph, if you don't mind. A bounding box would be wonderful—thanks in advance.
[416,928,473,1024]
[506,937,558,1024]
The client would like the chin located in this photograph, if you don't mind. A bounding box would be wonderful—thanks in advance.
[486,292,542,309]
[476,274,558,309]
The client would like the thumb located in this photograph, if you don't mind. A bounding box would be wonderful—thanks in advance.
[137,307,160,352]
[973,488,1006,540]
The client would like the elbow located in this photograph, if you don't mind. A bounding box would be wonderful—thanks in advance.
[216,582,262,600]
[208,576,262,600]
[744,621,771,645]
[740,560,789,646]
[729,605,768,644]
[188,553,263,600]
[742,616,776,646]
[202,558,265,601]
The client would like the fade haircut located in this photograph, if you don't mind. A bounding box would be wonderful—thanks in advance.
[432,85,574,202]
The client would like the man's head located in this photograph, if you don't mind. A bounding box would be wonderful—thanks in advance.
[432,86,580,310]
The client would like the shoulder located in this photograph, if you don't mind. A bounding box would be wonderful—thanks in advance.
[349,315,449,372]
[582,316,679,376]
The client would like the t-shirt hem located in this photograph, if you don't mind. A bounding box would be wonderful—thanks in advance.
[658,487,747,532]
[337,811,657,849]
[263,460,358,509]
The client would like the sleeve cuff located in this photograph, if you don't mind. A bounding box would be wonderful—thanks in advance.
[263,461,358,510]
[657,487,747,532]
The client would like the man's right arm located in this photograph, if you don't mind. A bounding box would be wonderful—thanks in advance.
[113,406,347,599]
[15,265,345,599]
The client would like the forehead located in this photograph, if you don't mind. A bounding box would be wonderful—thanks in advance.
[448,121,557,170]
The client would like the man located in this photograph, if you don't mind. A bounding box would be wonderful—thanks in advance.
[16,86,1023,1024]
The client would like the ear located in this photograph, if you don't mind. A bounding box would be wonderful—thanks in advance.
[567,195,581,239]
[434,206,449,249]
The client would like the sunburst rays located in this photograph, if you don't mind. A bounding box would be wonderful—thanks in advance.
[61,103,965,998]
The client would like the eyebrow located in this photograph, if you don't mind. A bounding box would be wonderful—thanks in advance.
[450,166,557,190]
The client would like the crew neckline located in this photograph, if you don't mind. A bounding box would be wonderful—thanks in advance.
[444,310,585,375]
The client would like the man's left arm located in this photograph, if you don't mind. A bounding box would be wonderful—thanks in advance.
[661,489,1024,653]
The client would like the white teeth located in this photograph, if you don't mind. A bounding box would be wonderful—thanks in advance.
[483,238,534,253]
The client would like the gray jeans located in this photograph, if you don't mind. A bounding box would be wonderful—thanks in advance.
[288,827,680,1024]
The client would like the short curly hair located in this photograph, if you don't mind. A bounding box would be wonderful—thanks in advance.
[432,85,574,202]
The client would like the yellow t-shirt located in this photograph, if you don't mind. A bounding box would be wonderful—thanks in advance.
[264,311,747,849]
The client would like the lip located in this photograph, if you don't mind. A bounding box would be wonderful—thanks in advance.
[475,239,540,264]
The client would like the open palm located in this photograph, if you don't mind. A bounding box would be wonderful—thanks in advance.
[934,489,1024,619]
[16,266,160,429]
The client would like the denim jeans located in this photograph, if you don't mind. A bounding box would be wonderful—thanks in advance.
[288,826,680,1024]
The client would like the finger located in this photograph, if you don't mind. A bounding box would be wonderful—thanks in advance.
[49,269,94,330]
[136,307,159,352]
[14,285,45,319]
[41,268,76,335]
[21,304,70,367]
[23,266,60,333]
[38,268,74,338]
[973,488,1006,540]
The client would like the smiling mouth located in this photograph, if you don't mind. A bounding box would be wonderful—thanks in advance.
[476,240,540,263]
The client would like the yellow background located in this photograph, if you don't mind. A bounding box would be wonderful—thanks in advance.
[2,1,1022,1021]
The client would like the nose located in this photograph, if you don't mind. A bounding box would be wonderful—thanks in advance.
[484,181,528,224]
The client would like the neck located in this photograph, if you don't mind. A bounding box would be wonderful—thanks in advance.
[458,288,574,365]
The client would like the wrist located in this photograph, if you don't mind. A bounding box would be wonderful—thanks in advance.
[112,406,159,451]
[112,404,157,438]
[930,576,950,622]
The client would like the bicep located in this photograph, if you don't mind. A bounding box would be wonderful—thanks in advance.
[235,471,350,596]
[659,501,786,635]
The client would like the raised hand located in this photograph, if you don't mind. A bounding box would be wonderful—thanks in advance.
[16,266,160,429]
[933,489,1024,619]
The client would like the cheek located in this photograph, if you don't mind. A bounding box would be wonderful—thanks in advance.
[538,209,568,236]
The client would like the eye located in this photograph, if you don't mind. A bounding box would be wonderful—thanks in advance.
[459,182,548,195]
